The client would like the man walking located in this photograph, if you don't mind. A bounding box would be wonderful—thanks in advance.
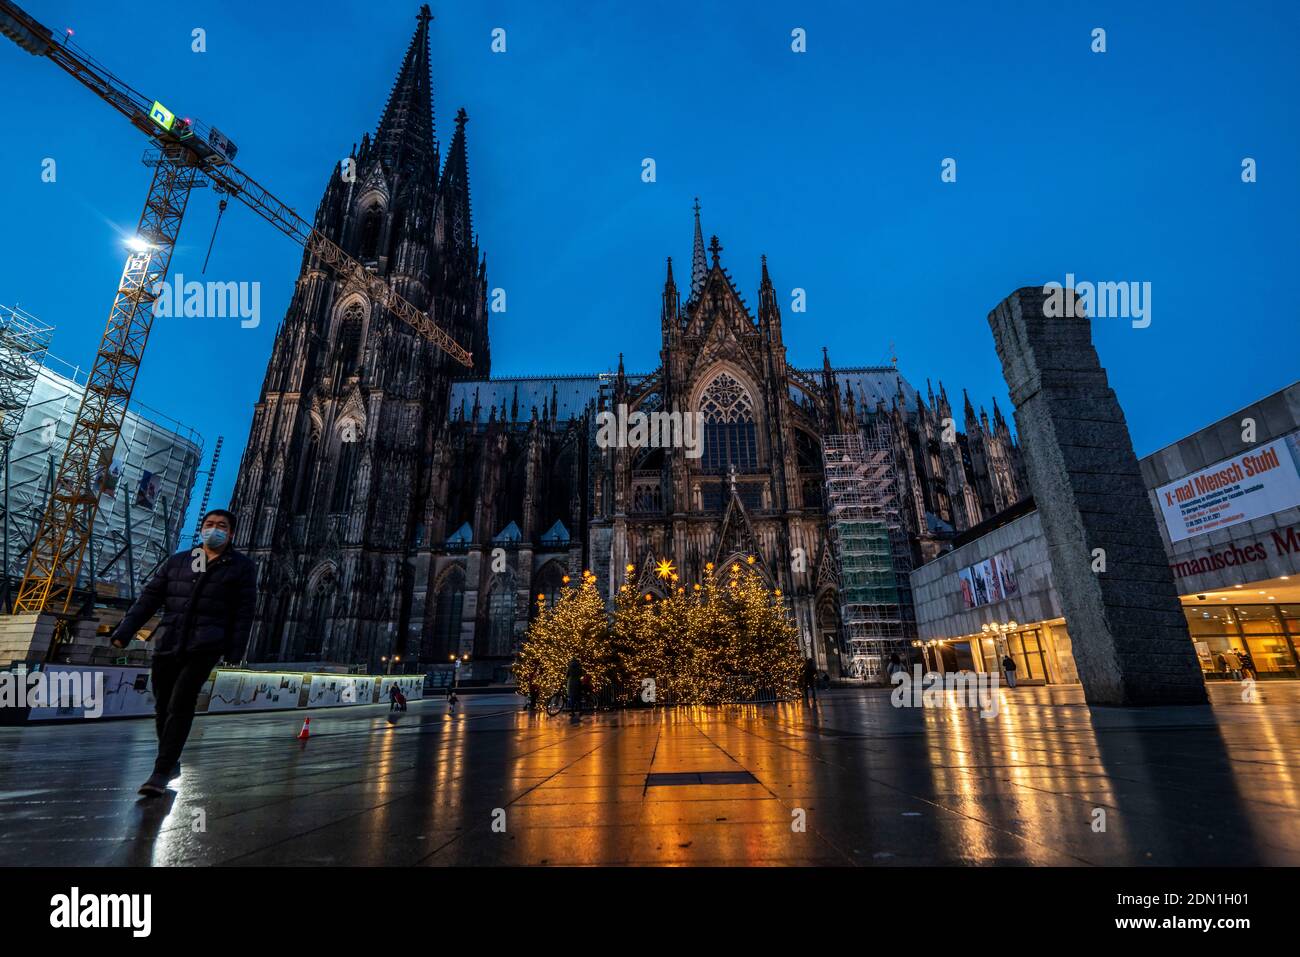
[802,658,818,704]
[566,656,582,723]
[110,509,256,797]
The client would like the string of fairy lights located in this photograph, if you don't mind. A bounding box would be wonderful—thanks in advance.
[513,558,804,705]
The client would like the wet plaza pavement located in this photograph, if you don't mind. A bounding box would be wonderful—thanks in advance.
[1,681,1298,866]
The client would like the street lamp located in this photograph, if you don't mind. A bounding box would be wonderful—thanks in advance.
[448,652,470,698]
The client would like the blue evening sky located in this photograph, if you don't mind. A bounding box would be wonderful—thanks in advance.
[0,0,1296,532]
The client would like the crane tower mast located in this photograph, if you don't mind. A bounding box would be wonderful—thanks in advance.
[0,0,472,614]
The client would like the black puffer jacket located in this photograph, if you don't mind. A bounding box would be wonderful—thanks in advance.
[112,547,257,659]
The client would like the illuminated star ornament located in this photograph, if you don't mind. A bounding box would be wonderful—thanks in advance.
[655,558,676,580]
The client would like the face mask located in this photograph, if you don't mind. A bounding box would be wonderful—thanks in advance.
[201,527,229,549]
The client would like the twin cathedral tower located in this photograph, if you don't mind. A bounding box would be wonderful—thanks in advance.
[230,7,1024,680]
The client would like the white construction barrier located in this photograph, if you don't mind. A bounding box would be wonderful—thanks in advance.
[2,664,424,723]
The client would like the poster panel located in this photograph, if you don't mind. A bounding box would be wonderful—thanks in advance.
[23,665,155,720]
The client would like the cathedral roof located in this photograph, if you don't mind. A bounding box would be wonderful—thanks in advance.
[450,374,604,423]
[789,366,920,411]
[540,521,570,545]
[450,367,920,424]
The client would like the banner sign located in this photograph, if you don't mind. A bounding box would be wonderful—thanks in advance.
[1157,433,1300,544]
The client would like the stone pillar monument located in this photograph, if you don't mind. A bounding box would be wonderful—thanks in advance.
[987,286,1206,705]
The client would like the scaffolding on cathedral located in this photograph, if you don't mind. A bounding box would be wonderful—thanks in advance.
[823,426,913,682]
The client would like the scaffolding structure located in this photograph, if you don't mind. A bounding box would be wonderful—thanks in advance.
[1,351,202,608]
[0,305,53,448]
[0,305,54,610]
[823,426,913,682]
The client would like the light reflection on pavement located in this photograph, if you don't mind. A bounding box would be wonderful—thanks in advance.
[0,682,1296,866]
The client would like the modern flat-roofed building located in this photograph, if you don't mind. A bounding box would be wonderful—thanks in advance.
[911,381,1300,683]
[2,352,204,607]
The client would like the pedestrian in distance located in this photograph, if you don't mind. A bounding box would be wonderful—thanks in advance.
[802,657,818,703]
[1002,655,1018,688]
[110,509,256,798]
[886,653,904,682]
[1223,649,1242,680]
[566,656,582,722]
[388,683,402,712]
[1239,650,1257,681]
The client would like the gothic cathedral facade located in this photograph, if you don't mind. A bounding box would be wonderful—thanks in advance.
[231,8,1025,679]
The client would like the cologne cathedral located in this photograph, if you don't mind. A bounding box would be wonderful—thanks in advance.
[230,8,1025,680]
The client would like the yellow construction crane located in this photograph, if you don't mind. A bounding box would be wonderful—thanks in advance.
[0,1,473,615]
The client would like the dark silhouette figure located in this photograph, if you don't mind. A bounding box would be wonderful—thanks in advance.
[802,658,818,703]
[567,657,582,722]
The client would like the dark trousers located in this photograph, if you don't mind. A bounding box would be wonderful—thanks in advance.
[150,651,221,776]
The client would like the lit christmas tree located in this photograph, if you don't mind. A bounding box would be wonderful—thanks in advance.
[610,564,667,704]
[517,558,803,706]
[513,570,613,699]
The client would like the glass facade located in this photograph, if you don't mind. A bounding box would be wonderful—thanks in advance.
[2,356,202,599]
[1184,604,1299,678]
[973,628,1050,682]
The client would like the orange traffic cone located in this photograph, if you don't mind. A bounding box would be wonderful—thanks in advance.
[297,717,311,740]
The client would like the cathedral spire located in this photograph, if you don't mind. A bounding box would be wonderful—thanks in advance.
[437,107,474,257]
[690,198,707,301]
[372,5,436,173]
[758,254,780,333]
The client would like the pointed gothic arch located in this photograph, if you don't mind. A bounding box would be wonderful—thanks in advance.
[332,298,368,377]
[265,585,294,662]
[301,561,341,660]
[486,570,517,657]
[356,199,386,261]
[815,587,842,676]
[531,560,568,617]
[431,563,466,661]
[691,366,762,474]
[716,553,772,588]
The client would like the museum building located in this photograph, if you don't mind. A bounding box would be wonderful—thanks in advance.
[911,381,1300,683]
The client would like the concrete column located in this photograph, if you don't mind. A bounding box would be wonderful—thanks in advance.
[987,287,1206,705]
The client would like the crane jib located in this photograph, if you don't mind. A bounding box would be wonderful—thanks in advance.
[1,0,474,615]
[0,0,473,369]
